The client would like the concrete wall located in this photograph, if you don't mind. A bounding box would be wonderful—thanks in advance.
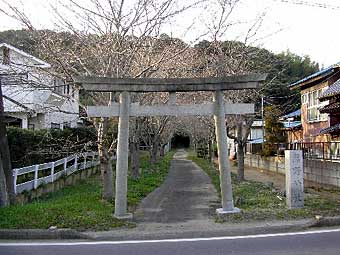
[15,165,99,205]
[244,154,340,188]
[244,154,285,175]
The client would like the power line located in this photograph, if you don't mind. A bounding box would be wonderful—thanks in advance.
[273,0,340,10]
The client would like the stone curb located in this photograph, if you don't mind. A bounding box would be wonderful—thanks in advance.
[307,216,340,228]
[83,219,322,241]
[1,216,340,240]
[0,229,89,240]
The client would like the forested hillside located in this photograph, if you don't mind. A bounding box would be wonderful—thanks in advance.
[0,29,319,113]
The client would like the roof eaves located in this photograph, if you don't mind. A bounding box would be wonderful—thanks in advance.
[319,79,340,101]
[281,109,301,119]
[288,62,340,89]
[319,123,340,135]
[0,43,51,68]
[2,94,35,113]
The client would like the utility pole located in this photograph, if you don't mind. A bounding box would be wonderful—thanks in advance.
[0,75,15,205]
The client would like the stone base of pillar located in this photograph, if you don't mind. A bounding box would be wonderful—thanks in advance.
[216,207,241,215]
[114,213,133,220]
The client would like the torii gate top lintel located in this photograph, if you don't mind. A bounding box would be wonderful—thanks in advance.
[74,73,267,92]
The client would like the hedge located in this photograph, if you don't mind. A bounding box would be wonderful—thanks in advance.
[7,127,97,168]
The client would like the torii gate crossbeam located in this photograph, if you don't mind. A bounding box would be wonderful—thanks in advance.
[75,73,267,219]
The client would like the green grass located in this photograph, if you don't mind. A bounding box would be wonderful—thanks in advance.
[0,151,175,231]
[128,152,175,206]
[188,152,340,222]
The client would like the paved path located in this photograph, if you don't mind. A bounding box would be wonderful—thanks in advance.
[134,149,218,223]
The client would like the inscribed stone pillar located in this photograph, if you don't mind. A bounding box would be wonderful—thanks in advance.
[285,150,304,209]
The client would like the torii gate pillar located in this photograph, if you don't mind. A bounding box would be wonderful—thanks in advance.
[214,90,240,214]
[114,91,133,219]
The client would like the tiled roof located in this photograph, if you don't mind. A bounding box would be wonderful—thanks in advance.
[319,79,340,101]
[0,43,51,68]
[282,121,302,129]
[319,123,340,135]
[319,102,340,114]
[248,138,264,144]
[289,62,340,88]
[281,109,301,119]
[3,94,34,113]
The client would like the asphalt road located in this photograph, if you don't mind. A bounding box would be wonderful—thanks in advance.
[1,229,340,255]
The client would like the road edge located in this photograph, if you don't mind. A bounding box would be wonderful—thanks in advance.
[1,216,340,240]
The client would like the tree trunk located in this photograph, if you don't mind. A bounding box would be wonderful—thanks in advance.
[159,144,166,158]
[97,117,114,202]
[150,142,158,165]
[0,79,14,205]
[130,141,140,180]
[237,123,245,182]
[0,157,9,207]
[101,154,114,201]
[237,142,245,182]
[208,139,213,162]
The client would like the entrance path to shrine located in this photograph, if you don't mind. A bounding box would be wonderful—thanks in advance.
[134,149,218,224]
[86,150,311,240]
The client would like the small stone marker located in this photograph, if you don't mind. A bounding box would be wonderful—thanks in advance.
[285,150,304,209]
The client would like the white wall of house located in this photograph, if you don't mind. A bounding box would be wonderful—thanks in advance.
[1,43,80,130]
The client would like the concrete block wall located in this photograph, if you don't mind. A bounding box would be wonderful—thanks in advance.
[244,154,340,188]
[244,154,285,175]
[304,159,340,187]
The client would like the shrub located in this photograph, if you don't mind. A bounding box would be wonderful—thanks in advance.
[8,127,97,168]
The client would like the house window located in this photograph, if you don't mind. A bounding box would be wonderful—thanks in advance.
[301,94,308,104]
[63,122,71,129]
[63,84,70,95]
[3,47,10,65]
[303,88,328,122]
[53,78,64,94]
[51,122,61,129]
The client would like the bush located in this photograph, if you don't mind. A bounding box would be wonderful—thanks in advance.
[8,127,97,168]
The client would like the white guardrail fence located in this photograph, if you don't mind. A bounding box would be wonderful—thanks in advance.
[12,151,100,194]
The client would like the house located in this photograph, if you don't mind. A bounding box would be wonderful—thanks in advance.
[0,43,80,130]
[289,62,340,142]
[318,79,340,137]
[280,109,302,143]
[229,120,265,157]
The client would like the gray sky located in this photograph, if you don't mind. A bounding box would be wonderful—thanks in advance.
[0,0,339,67]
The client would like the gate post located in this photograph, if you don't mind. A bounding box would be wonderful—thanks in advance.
[213,90,240,214]
[114,91,133,219]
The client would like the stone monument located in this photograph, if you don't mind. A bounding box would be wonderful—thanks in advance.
[285,150,304,209]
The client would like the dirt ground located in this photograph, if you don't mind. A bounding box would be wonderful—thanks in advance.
[230,162,340,203]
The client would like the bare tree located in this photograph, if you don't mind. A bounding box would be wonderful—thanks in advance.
[226,116,254,182]
[0,0,205,200]
[181,0,268,181]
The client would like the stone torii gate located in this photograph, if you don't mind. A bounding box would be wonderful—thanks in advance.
[75,74,267,219]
